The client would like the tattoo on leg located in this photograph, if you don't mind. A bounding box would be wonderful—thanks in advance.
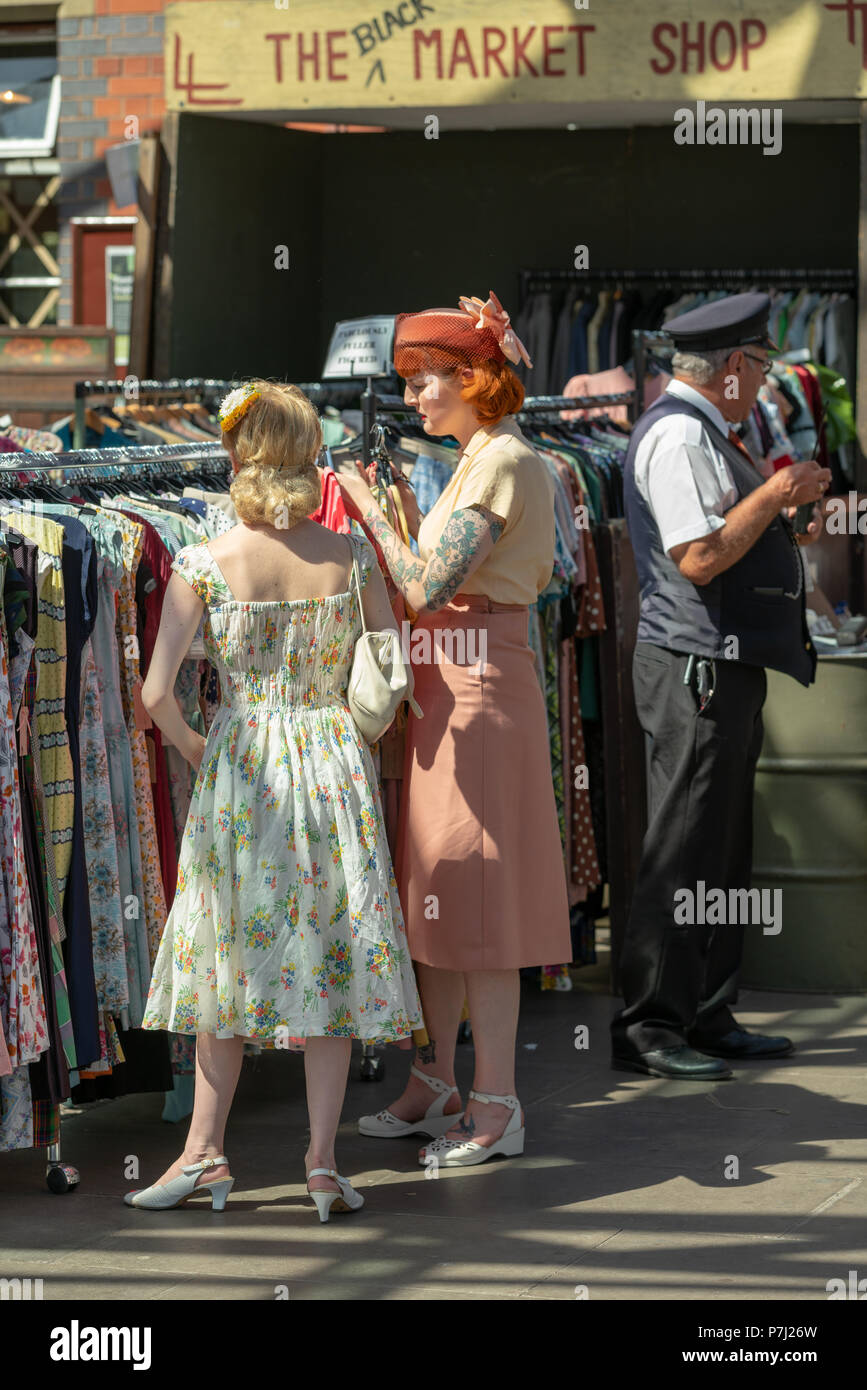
[455,1113,476,1139]
[416,1040,436,1065]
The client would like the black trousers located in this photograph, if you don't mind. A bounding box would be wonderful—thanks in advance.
[610,643,767,1056]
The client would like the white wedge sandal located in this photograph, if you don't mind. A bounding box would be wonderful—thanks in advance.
[357,1065,460,1139]
[418,1090,524,1167]
[123,1156,234,1210]
[306,1169,365,1223]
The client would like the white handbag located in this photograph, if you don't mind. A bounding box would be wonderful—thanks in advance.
[347,538,423,744]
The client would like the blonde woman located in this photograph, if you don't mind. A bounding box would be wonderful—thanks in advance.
[124,382,423,1221]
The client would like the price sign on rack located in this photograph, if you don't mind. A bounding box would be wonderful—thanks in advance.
[322,316,395,380]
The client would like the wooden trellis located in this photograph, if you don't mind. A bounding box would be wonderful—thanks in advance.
[0,173,61,327]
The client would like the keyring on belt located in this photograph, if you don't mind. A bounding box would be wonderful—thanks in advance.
[683,653,716,713]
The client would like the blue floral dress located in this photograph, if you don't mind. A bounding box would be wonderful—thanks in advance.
[142,533,423,1043]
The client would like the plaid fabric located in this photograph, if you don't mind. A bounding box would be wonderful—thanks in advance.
[27,715,77,1069]
[31,1099,60,1148]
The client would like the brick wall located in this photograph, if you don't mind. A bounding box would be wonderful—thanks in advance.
[57,0,167,322]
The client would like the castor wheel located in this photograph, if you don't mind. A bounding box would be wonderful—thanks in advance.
[46,1164,80,1193]
[359,1054,384,1082]
[457,1020,472,1044]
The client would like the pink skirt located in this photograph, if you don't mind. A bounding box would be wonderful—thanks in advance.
[394,595,572,971]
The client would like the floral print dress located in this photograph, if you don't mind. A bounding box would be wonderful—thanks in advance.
[142,534,424,1043]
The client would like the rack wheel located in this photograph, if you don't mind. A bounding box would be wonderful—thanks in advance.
[359,1054,384,1082]
[46,1164,80,1194]
[457,1020,472,1044]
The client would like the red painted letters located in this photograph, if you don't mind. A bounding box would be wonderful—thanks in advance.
[650,18,767,73]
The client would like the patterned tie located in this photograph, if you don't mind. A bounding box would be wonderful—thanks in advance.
[728,427,754,463]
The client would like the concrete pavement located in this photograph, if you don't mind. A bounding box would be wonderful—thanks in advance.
[1,955,865,1301]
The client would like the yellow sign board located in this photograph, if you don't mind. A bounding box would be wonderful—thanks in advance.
[165,0,867,111]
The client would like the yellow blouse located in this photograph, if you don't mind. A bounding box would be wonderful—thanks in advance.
[417,417,555,606]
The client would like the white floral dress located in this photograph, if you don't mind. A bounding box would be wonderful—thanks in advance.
[142,533,424,1043]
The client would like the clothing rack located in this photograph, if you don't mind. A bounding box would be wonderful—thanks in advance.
[73,378,240,449]
[519,266,857,305]
[0,444,233,1190]
[367,389,642,447]
[73,378,377,449]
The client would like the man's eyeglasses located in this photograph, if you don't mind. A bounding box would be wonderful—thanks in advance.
[742,352,772,376]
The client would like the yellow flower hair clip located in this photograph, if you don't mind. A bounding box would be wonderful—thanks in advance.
[218,384,261,433]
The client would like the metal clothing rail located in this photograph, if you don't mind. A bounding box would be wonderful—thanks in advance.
[74,377,237,397]
[519,266,857,303]
[520,391,637,416]
[74,377,374,400]
[0,441,229,475]
[367,392,639,414]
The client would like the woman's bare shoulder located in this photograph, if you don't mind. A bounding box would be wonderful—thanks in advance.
[208,519,351,560]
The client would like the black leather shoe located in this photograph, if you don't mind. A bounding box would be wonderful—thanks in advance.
[694,1028,794,1060]
[611,1045,733,1080]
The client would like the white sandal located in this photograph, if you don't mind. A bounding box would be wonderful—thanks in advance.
[123,1156,234,1210]
[358,1066,460,1139]
[418,1090,524,1167]
[306,1168,365,1223]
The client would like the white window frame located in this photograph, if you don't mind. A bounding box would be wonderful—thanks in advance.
[0,72,61,157]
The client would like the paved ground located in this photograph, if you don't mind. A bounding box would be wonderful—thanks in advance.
[1,952,865,1301]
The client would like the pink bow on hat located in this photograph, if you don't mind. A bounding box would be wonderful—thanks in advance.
[457,289,533,369]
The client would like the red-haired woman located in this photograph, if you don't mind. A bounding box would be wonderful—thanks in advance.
[338,293,571,1168]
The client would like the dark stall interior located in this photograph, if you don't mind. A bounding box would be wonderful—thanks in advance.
[154,113,859,382]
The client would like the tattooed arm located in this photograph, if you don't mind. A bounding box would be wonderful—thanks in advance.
[363,504,504,614]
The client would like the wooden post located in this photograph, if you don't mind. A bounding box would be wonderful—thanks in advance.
[857,103,867,493]
[128,132,161,382]
[150,113,179,381]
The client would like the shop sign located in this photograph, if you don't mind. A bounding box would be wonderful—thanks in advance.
[165,0,867,110]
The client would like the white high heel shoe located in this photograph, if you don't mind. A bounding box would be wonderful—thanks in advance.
[124,1156,234,1210]
[306,1169,365,1223]
[358,1065,460,1139]
[418,1090,524,1168]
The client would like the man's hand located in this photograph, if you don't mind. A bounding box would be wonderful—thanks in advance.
[774,459,832,508]
[670,460,831,586]
[788,503,824,545]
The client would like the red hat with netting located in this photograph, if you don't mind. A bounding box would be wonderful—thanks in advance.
[393,291,532,372]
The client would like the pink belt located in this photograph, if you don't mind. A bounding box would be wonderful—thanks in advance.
[450,592,527,614]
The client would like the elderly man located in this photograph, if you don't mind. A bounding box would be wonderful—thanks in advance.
[611,293,830,1079]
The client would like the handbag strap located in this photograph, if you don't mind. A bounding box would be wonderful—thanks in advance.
[347,534,368,634]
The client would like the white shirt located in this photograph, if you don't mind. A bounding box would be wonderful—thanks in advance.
[634,379,738,553]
